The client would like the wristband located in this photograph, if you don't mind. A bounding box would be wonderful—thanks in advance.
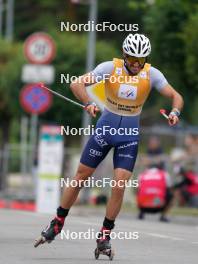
[170,108,180,117]
[84,101,97,108]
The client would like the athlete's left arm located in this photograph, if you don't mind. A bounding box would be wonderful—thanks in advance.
[159,84,184,126]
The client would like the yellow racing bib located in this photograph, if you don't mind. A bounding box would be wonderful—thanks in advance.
[105,58,151,116]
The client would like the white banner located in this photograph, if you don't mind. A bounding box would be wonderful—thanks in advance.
[36,125,64,213]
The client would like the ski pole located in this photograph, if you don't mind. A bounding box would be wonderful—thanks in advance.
[38,82,84,109]
[160,109,169,120]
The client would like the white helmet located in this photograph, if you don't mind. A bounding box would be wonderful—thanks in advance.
[123,34,151,57]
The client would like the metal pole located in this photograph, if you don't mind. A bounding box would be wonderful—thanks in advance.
[80,0,97,204]
[29,114,38,175]
[5,0,14,41]
[86,0,97,72]
[81,0,98,148]
[20,116,28,180]
[1,143,9,193]
[0,0,3,36]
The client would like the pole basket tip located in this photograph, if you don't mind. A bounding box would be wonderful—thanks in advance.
[160,109,166,114]
[38,82,45,88]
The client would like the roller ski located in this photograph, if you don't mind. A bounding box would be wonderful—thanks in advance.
[94,228,115,260]
[34,217,64,248]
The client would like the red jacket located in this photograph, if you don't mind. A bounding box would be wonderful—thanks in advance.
[137,168,167,208]
[185,171,198,195]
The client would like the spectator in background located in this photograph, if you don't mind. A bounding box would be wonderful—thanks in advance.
[147,136,163,155]
[137,163,173,222]
[184,134,198,156]
[174,167,198,207]
[142,136,166,169]
[184,134,198,172]
[170,134,198,164]
[170,135,198,207]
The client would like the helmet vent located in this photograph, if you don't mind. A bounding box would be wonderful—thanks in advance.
[132,41,137,49]
[138,41,141,53]
[142,43,146,49]
[143,48,148,55]
[130,46,135,54]
[122,34,151,57]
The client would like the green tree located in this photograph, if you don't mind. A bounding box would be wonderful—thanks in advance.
[0,38,24,142]
[182,9,198,123]
[143,0,198,124]
[0,38,24,188]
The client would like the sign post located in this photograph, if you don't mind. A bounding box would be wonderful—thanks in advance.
[20,32,57,208]
[19,83,53,175]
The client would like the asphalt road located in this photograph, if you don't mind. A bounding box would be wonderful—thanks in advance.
[0,208,198,264]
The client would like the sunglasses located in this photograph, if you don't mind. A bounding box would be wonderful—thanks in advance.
[124,55,146,65]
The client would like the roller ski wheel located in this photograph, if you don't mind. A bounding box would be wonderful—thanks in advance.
[34,217,64,248]
[109,249,114,260]
[94,247,115,260]
[34,236,52,248]
[94,248,100,259]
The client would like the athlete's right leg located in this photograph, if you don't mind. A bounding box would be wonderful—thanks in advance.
[60,132,111,210]
[60,163,95,209]
[34,134,111,247]
[34,163,95,247]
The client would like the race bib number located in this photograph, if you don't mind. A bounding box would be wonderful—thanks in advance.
[118,84,137,100]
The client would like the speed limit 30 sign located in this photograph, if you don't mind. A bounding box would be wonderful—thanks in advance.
[24,32,56,64]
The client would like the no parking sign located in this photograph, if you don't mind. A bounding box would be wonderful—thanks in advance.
[20,84,52,114]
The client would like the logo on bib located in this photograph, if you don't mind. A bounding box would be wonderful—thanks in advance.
[118,84,137,100]
[115,67,122,75]
[139,71,147,79]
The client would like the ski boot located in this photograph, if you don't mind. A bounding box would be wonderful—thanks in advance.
[34,216,64,248]
[94,228,114,260]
